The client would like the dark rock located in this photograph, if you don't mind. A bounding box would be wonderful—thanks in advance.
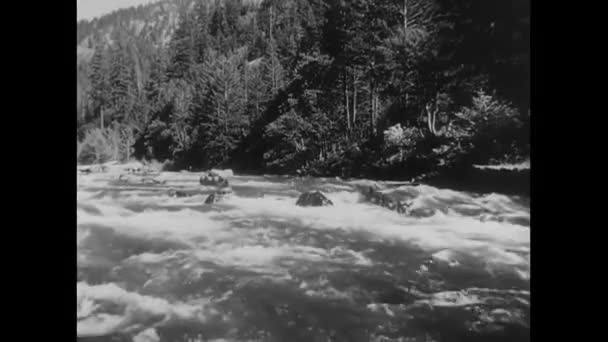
[365,187,382,204]
[205,189,232,204]
[204,193,221,204]
[362,187,417,215]
[296,191,333,207]
[199,173,229,187]
[381,194,397,210]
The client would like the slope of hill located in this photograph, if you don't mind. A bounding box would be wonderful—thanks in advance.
[76,0,265,121]
[77,0,189,49]
[77,0,263,49]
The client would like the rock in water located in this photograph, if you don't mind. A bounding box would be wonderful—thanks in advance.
[296,191,333,207]
[205,193,219,204]
[381,194,397,210]
[363,187,414,215]
[199,173,230,187]
[364,187,383,204]
[205,186,233,204]
[205,192,228,204]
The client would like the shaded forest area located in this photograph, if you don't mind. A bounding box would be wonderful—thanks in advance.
[77,0,529,181]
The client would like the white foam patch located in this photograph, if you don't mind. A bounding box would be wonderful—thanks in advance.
[125,252,172,264]
[78,204,230,244]
[432,250,461,267]
[236,180,290,188]
[77,201,135,219]
[191,243,373,274]
[132,328,160,342]
[305,286,352,300]
[77,282,211,337]
[414,287,530,308]
[416,290,483,307]
[220,194,528,270]
[367,303,397,316]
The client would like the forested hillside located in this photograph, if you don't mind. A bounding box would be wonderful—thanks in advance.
[77,0,529,179]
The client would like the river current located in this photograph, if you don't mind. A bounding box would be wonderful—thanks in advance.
[77,172,530,342]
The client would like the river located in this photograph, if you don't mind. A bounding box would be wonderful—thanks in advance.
[77,172,530,342]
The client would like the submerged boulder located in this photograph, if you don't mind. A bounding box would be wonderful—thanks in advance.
[216,186,233,195]
[118,174,166,185]
[168,189,192,198]
[296,191,333,207]
[78,164,107,174]
[408,207,436,218]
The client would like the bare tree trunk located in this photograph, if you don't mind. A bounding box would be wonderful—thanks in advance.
[223,61,228,159]
[353,73,357,124]
[126,135,131,162]
[256,95,259,121]
[244,61,248,111]
[269,5,276,96]
[244,62,249,105]
[403,0,408,30]
[126,127,133,161]
[344,71,350,131]
[370,82,375,135]
[372,93,379,135]
[114,127,120,161]
[100,108,104,130]
[426,104,432,134]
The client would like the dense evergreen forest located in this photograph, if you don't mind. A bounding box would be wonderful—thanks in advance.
[77,0,529,180]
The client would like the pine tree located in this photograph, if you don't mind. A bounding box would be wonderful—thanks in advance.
[167,11,196,80]
[108,46,136,122]
[194,50,246,167]
[193,0,211,64]
[89,46,110,128]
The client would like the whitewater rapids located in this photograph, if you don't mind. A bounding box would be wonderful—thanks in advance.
[77,172,530,342]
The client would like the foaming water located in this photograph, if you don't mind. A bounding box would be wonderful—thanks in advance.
[77,172,530,341]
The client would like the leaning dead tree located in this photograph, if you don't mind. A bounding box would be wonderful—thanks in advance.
[424,93,449,137]
[425,100,440,136]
